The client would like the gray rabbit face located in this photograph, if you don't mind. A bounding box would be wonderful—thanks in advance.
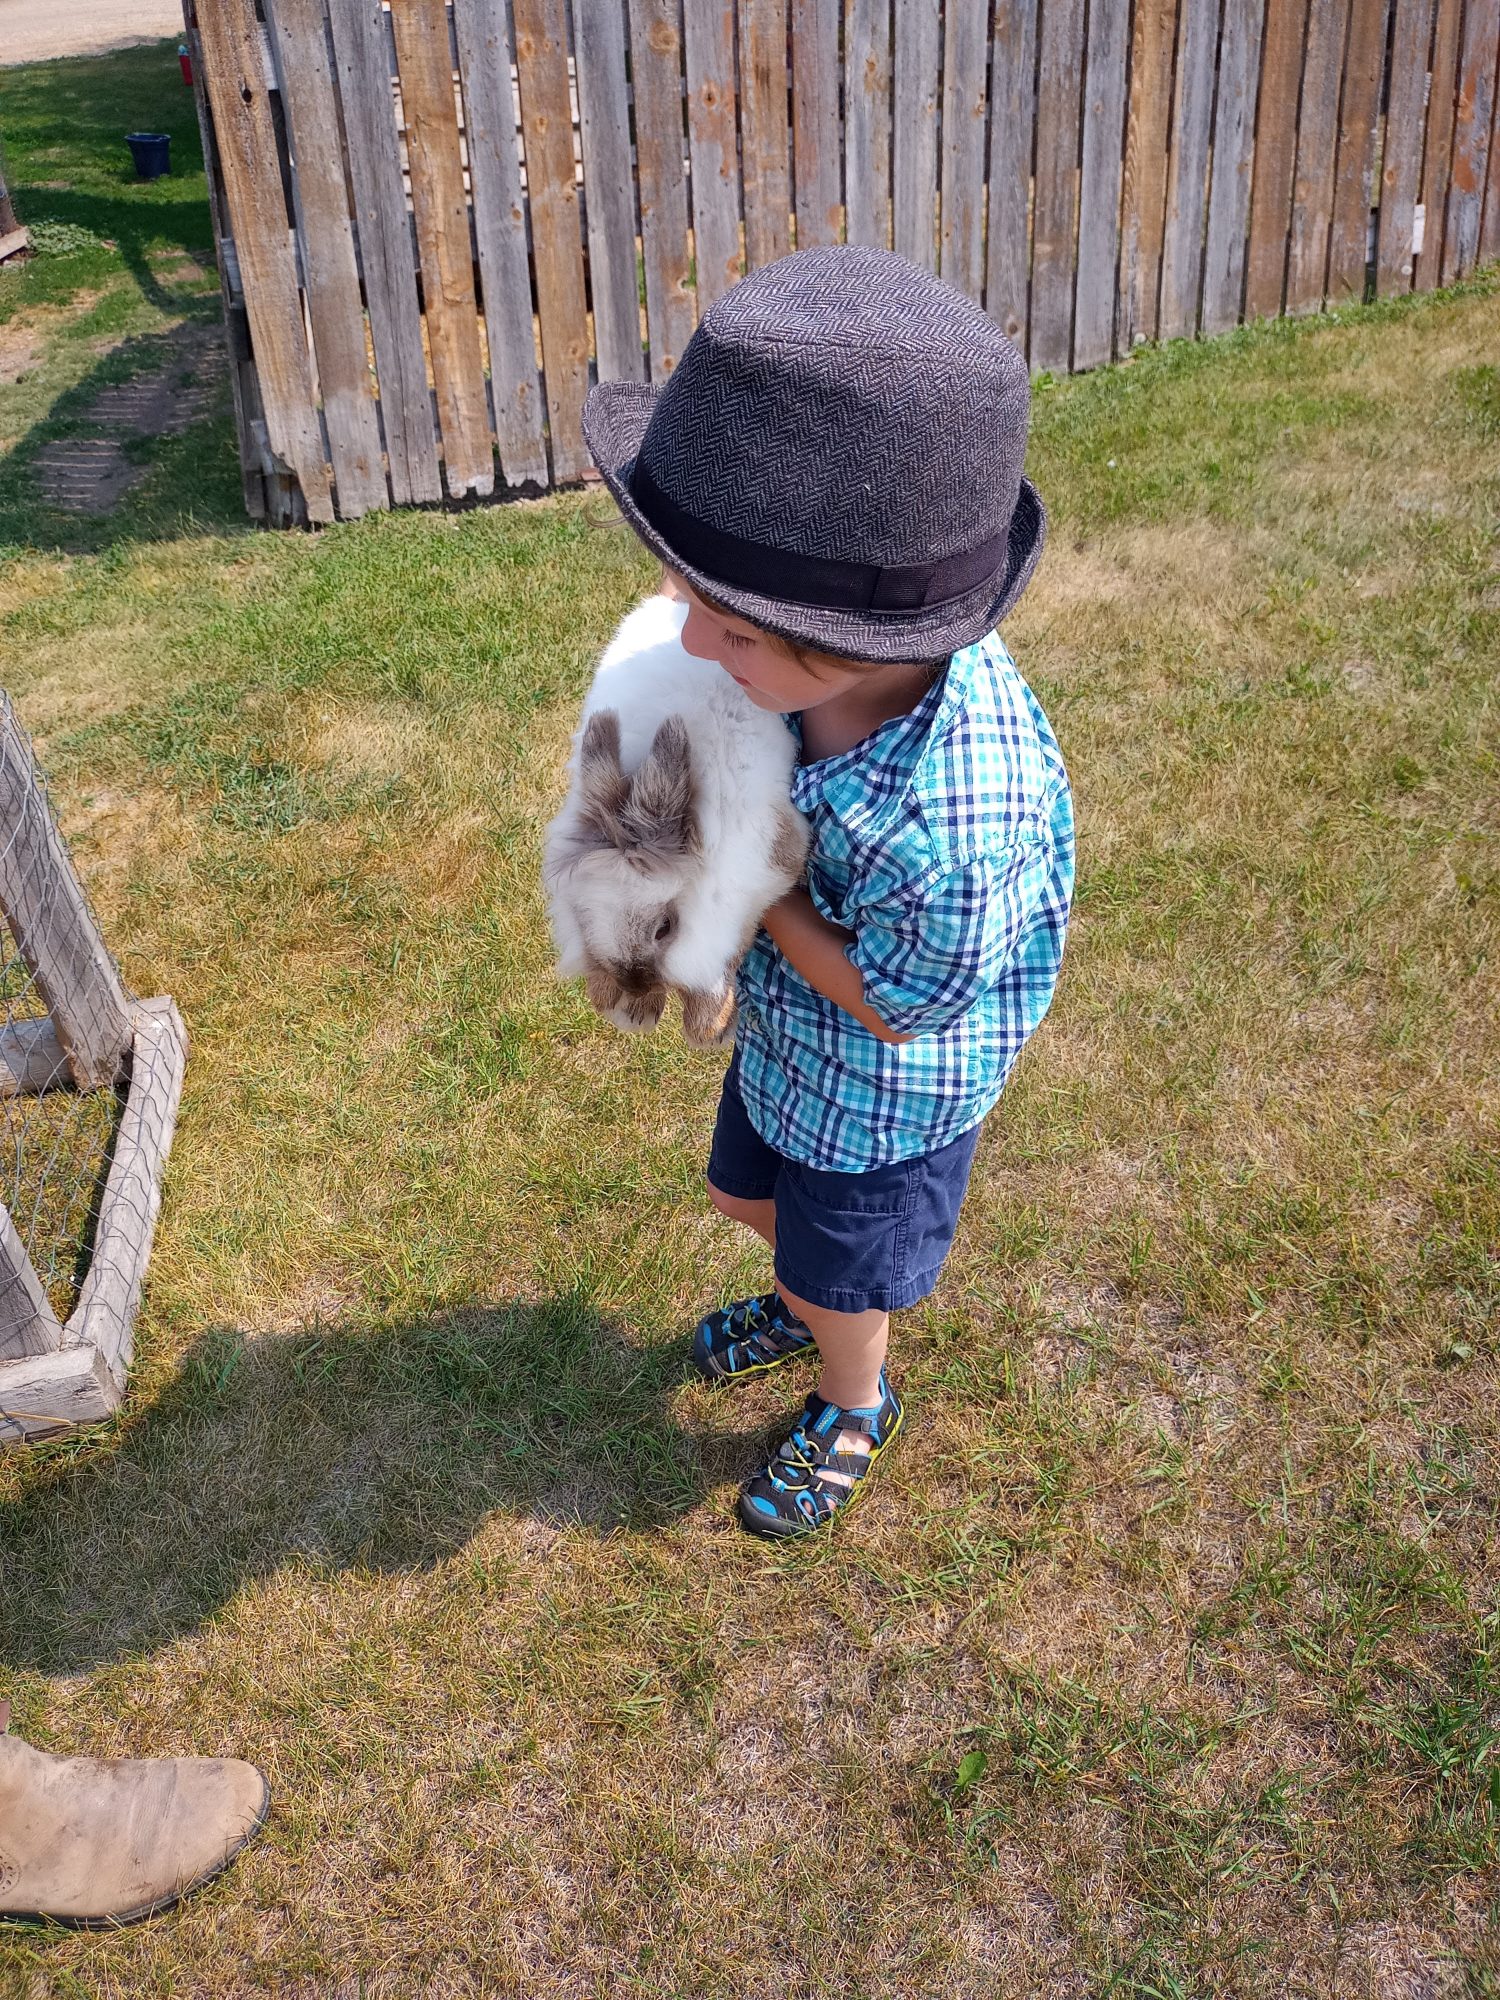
[553,709,701,1014]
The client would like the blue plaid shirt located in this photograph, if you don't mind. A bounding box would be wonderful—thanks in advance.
[734,630,1073,1171]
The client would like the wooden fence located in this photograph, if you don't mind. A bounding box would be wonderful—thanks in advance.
[186,0,1500,526]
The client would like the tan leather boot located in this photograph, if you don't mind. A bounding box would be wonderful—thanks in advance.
[0,1726,269,1927]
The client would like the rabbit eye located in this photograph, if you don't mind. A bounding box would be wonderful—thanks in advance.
[655,914,675,942]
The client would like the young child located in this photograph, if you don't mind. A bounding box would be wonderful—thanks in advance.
[579,245,1074,1539]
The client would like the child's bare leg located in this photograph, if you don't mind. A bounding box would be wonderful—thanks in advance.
[706,1182,776,1252]
[775,1284,890,1484]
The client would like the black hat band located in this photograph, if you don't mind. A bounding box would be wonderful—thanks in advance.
[628,458,1010,615]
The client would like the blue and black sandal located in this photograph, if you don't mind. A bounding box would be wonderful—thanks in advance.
[689,1291,817,1383]
[738,1375,904,1538]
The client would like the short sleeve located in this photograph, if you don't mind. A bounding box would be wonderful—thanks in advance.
[845,839,1057,1039]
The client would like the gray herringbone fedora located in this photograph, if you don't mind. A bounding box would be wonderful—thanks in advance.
[581,245,1044,664]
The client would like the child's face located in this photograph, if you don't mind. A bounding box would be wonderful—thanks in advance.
[671,576,864,713]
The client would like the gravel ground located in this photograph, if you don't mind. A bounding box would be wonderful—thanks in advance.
[1,0,183,65]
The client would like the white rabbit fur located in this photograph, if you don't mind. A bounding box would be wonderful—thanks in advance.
[543,592,808,1043]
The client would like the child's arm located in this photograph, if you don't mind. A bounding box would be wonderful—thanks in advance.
[760,887,913,1046]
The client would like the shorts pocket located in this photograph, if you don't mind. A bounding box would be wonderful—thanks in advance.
[780,1156,915,1217]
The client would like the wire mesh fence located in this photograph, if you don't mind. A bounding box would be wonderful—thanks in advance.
[0,690,188,1442]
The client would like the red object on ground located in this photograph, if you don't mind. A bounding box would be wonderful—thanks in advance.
[179,43,193,85]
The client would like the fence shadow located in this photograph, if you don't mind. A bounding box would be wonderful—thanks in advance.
[0,1299,773,1676]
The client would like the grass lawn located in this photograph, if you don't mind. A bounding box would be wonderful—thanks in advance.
[3,42,1500,2000]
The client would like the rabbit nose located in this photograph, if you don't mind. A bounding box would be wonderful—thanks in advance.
[617,962,658,996]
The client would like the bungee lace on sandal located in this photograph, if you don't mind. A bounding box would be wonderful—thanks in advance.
[690,1291,817,1383]
[738,1374,904,1538]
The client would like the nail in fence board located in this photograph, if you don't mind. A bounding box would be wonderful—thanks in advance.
[892,0,940,272]
[1327,0,1389,301]
[1159,0,1219,341]
[791,0,841,248]
[985,0,1038,346]
[0,1208,64,1363]
[1118,0,1174,348]
[1416,0,1464,286]
[266,0,389,517]
[1246,0,1311,318]
[512,0,591,470]
[1286,0,1352,313]
[574,0,646,382]
[685,1,744,311]
[628,0,696,379]
[1073,0,1129,368]
[1377,0,1435,292]
[1031,0,1085,374]
[0,707,133,1094]
[390,0,495,497]
[939,0,990,303]
[1202,0,1267,333]
[740,0,792,271]
[844,0,892,250]
[193,0,335,519]
[1443,0,1500,278]
[327,0,442,505]
[455,0,554,477]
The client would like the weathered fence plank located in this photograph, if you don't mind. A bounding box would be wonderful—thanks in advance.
[685,0,743,309]
[513,0,591,470]
[457,0,553,480]
[0,1342,117,1441]
[327,0,442,505]
[1074,0,1128,368]
[1031,0,1084,373]
[939,0,989,302]
[0,701,133,1094]
[740,0,792,270]
[194,0,334,519]
[266,0,388,517]
[0,1207,64,1363]
[985,0,1037,346]
[1160,0,1218,340]
[1286,0,1352,313]
[629,0,696,377]
[1377,0,1435,293]
[1416,0,1465,287]
[1245,0,1310,318]
[844,0,891,250]
[0,1018,67,1097]
[390,0,494,496]
[1328,0,1389,302]
[1484,56,1500,263]
[1202,0,1266,333]
[791,0,841,248]
[1118,0,1174,348]
[1443,0,1500,278]
[893,0,940,272]
[573,0,643,385]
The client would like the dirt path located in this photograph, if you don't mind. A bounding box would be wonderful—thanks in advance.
[0,0,183,66]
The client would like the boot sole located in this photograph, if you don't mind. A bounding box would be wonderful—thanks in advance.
[0,1769,270,1930]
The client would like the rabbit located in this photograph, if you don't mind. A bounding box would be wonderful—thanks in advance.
[543,592,809,1045]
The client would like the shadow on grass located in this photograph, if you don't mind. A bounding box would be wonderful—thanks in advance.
[0,1297,775,1675]
[15,185,218,319]
[0,317,250,554]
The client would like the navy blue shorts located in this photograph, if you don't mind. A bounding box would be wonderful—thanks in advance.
[706,1050,985,1315]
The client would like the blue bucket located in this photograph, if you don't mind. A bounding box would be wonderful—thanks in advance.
[126,132,171,179]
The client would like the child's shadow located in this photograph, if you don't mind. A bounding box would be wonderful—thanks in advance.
[0,1299,769,1677]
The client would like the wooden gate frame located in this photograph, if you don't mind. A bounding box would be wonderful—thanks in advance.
[0,695,189,1444]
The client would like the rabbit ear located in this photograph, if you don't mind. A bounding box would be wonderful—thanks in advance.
[620,715,700,866]
[576,709,630,848]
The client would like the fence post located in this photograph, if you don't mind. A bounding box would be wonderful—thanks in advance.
[0,696,133,1092]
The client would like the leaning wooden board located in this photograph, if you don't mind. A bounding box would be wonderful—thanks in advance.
[1416,0,1465,288]
[985,0,1037,348]
[1118,0,1173,348]
[1159,0,1218,340]
[455,0,553,480]
[1245,0,1310,319]
[1377,0,1435,295]
[326,0,442,506]
[629,0,696,377]
[1201,0,1265,333]
[573,0,643,384]
[739,0,791,272]
[1285,0,1351,314]
[1326,0,1387,303]
[892,0,940,272]
[1074,0,1128,368]
[266,0,388,517]
[1030,0,1084,374]
[790,0,840,249]
[390,0,494,497]
[513,0,591,473]
[939,0,989,304]
[843,0,891,252]
[686,0,743,311]
[193,0,334,519]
